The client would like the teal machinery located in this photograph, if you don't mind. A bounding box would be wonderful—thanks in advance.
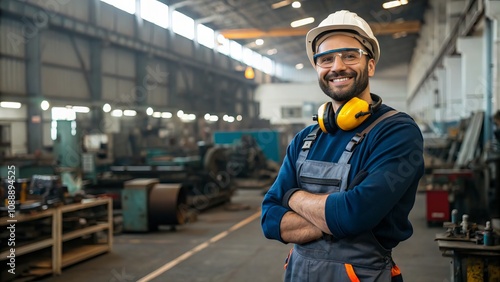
[52,120,82,195]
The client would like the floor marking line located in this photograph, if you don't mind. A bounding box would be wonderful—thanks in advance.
[137,210,261,282]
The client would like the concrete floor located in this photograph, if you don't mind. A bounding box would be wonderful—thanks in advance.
[37,189,451,282]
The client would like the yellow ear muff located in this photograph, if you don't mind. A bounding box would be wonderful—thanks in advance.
[336,97,370,131]
[316,102,329,133]
[313,94,383,134]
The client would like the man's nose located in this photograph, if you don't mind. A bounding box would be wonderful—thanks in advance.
[330,55,347,71]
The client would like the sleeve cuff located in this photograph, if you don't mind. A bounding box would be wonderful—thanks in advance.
[282,188,301,210]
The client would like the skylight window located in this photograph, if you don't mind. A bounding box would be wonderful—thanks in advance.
[216,34,230,55]
[230,41,243,61]
[141,0,169,28]
[197,24,215,48]
[172,11,195,40]
[262,57,274,74]
[101,0,135,14]
[242,47,253,65]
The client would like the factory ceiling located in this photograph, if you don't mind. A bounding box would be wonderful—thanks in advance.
[162,0,430,73]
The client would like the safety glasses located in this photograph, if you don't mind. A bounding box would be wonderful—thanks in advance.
[314,48,369,68]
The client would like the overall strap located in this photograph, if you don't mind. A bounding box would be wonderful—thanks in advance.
[296,126,321,187]
[338,110,398,164]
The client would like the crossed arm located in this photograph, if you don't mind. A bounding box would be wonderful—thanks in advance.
[280,191,331,244]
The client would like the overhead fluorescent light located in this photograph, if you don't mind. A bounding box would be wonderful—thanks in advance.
[123,110,137,116]
[291,17,314,28]
[72,106,90,113]
[161,112,172,118]
[383,0,408,9]
[111,109,123,117]
[0,102,21,109]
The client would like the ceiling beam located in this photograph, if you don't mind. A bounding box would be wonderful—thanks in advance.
[218,20,421,39]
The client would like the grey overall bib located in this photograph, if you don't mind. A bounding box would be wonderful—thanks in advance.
[284,111,400,282]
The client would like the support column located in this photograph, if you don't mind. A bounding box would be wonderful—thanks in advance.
[443,55,462,120]
[456,36,484,117]
[486,0,500,137]
[434,67,446,125]
[25,27,43,154]
[89,0,103,133]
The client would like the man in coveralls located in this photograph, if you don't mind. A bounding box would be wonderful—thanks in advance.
[261,10,424,281]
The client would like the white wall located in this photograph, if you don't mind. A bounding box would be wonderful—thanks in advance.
[0,107,28,155]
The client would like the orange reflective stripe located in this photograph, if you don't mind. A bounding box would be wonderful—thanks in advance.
[344,263,360,282]
[283,248,293,270]
[391,265,401,276]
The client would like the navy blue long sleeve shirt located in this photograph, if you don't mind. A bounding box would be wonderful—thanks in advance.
[261,104,424,249]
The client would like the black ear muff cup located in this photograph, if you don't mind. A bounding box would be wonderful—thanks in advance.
[324,102,338,134]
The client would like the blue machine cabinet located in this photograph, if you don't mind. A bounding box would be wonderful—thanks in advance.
[121,178,159,232]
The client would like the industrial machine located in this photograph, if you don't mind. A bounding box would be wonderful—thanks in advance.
[121,178,187,232]
[436,211,500,281]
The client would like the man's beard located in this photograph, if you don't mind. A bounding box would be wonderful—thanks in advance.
[318,65,369,102]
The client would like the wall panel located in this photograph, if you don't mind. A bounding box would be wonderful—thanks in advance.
[0,58,26,95]
[98,3,134,37]
[172,35,194,58]
[102,76,117,101]
[197,46,213,65]
[42,65,89,99]
[0,19,25,57]
[41,30,89,69]
[140,22,168,48]
[115,10,135,37]
[102,47,135,77]
[148,85,168,107]
[26,0,89,22]
[98,3,115,31]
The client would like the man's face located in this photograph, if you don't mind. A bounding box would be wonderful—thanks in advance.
[315,34,375,103]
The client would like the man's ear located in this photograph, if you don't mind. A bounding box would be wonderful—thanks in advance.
[368,59,376,77]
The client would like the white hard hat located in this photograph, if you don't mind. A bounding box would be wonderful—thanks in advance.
[305,10,380,67]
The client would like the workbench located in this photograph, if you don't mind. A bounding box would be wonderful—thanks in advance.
[0,198,113,281]
[436,233,500,281]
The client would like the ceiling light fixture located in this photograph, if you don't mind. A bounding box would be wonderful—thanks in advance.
[295,63,304,70]
[271,0,293,9]
[244,66,255,79]
[291,1,301,8]
[72,106,90,113]
[382,0,408,9]
[0,102,21,109]
[41,100,50,111]
[267,48,278,55]
[103,103,112,113]
[255,39,264,45]
[291,17,314,28]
